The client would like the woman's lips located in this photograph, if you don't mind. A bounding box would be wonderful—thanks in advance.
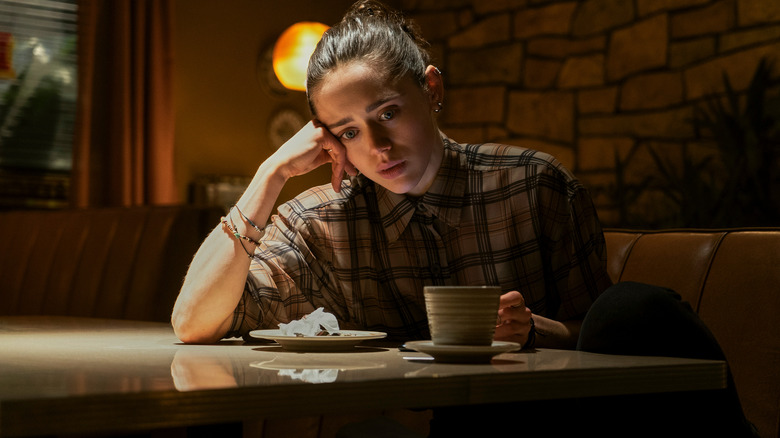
[377,160,406,179]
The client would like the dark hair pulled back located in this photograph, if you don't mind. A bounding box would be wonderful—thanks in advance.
[306,0,431,113]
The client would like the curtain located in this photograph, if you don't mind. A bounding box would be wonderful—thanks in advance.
[72,0,177,207]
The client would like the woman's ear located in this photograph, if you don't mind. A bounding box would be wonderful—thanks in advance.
[424,65,444,111]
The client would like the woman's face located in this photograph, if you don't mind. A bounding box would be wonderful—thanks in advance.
[311,62,444,196]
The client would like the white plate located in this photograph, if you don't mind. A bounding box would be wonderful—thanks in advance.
[404,340,521,364]
[249,329,387,352]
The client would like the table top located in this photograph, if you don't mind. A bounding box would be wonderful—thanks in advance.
[0,316,727,437]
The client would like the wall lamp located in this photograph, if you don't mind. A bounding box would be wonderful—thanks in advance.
[272,22,329,91]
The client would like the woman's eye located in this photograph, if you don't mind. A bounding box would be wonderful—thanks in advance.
[380,109,395,121]
[341,130,357,140]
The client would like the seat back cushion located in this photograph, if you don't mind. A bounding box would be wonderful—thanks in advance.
[0,206,221,322]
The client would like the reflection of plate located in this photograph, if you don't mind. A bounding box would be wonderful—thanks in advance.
[249,329,387,352]
[250,357,385,371]
[250,356,386,384]
[404,340,521,364]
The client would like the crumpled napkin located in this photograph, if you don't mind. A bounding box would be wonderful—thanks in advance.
[278,307,340,336]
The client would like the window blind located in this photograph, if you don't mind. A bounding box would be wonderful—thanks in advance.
[0,0,77,208]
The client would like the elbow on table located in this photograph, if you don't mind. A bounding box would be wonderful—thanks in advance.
[171,311,224,345]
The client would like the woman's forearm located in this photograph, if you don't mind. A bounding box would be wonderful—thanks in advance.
[171,121,350,344]
[171,161,288,344]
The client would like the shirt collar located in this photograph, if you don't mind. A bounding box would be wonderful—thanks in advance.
[373,137,467,243]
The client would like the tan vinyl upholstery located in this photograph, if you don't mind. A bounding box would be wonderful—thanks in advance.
[604,229,780,438]
[0,205,221,322]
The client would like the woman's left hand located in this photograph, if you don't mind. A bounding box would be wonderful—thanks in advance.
[319,120,358,192]
[494,291,533,346]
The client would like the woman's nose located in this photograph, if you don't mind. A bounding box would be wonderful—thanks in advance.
[366,126,391,153]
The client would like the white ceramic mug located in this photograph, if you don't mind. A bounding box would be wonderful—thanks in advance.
[423,285,502,346]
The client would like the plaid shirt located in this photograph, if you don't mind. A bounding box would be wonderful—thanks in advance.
[228,137,612,340]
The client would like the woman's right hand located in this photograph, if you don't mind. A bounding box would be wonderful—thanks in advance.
[173,120,358,344]
[272,120,357,192]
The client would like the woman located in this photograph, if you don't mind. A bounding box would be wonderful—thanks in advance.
[172,2,755,435]
[172,0,609,348]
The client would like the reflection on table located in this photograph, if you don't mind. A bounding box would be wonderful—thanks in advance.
[0,316,727,437]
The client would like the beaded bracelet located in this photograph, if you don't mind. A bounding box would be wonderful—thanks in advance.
[232,204,264,235]
[221,216,258,258]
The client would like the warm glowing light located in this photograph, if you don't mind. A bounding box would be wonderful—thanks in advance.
[272,22,329,91]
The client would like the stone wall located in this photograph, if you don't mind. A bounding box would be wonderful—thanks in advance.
[402,0,780,228]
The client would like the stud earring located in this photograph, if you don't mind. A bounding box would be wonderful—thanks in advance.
[433,102,442,113]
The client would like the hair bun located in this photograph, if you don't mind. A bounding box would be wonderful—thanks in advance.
[350,0,387,18]
[345,0,426,46]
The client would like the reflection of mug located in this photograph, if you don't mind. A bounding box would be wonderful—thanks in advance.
[424,286,502,346]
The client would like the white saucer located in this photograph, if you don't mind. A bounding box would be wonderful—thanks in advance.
[404,340,522,364]
[249,329,387,352]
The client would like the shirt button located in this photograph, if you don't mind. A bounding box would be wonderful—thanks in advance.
[416,203,427,212]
